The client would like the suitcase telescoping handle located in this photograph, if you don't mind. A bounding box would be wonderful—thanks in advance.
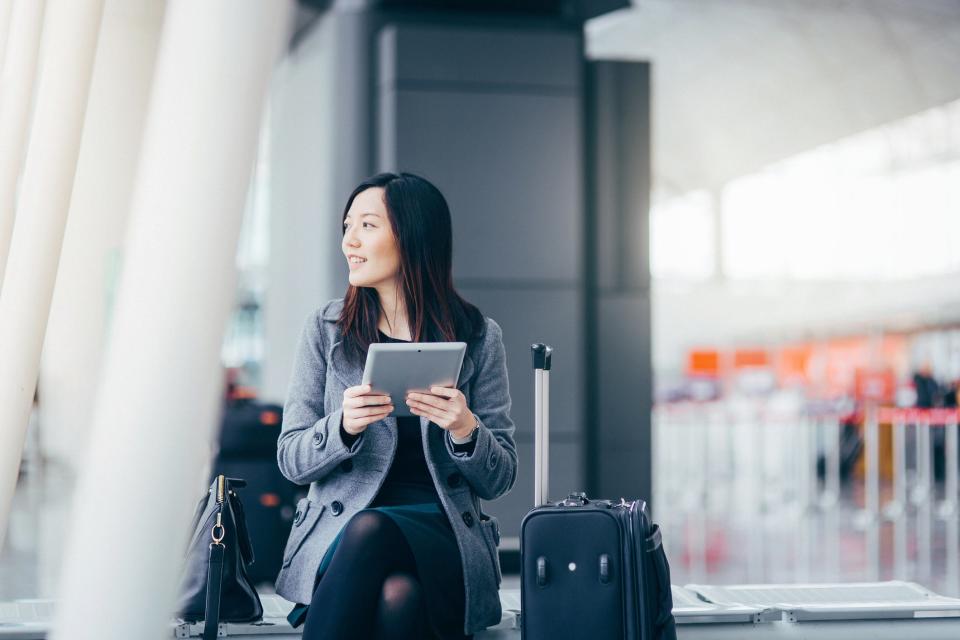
[531,343,553,507]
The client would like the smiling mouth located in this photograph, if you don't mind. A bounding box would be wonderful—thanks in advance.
[348,257,367,264]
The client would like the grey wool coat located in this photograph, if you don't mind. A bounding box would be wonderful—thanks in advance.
[274,298,518,635]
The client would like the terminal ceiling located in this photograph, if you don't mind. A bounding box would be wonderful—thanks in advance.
[586,0,960,196]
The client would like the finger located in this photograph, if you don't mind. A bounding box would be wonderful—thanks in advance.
[357,411,391,427]
[430,386,458,398]
[357,394,391,407]
[408,405,442,423]
[346,408,391,429]
[355,404,393,418]
[344,384,372,398]
[344,394,390,409]
[406,392,450,411]
[407,399,454,422]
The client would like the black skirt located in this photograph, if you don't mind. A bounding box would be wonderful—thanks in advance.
[287,495,469,639]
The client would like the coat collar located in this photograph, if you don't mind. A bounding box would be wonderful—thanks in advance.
[324,300,476,391]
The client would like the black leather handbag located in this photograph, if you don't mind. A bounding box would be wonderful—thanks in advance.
[177,475,263,640]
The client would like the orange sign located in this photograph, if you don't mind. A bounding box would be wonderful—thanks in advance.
[778,345,812,386]
[687,350,720,378]
[733,349,769,369]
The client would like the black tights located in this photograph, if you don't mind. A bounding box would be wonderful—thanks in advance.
[302,510,432,640]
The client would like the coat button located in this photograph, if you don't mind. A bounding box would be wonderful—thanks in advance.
[331,500,344,516]
[340,459,353,472]
[313,431,324,446]
[487,452,497,469]
[446,472,462,488]
[462,511,474,527]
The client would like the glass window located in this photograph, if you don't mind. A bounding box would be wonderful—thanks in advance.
[720,98,960,281]
[650,189,715,280]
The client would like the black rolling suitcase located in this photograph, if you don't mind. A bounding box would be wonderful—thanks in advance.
[520,344,677,640]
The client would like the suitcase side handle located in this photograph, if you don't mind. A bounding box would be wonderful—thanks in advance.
[531,343,553,507]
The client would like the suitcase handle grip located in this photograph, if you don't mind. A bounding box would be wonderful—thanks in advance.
[531,343,552,370]
[531,343,553,506]
[536,556,548,587]
[559,492,589,507]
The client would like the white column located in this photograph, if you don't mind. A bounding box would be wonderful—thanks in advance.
[50,3,292,640]
[39,0,165,480]
[0,0,12,71]
[0,0,46,288]
[0,0,104,550]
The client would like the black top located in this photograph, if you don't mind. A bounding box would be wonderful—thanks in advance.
[339,330,476,506]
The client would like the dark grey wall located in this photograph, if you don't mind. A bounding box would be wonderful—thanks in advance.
[377,23,585,536]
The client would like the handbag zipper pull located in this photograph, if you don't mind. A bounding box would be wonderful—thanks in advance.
[211,511,225,545]
[211,474,226,545]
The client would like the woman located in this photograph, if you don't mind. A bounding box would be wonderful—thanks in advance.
[274,172,517,639]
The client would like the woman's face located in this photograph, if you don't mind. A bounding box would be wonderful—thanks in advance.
[341,187,401,289]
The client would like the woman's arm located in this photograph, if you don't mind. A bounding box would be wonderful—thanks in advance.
[276,308,362,485]
[444,318,518,500]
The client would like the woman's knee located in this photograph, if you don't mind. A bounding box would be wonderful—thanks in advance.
[379,573,422,612]
[341,509,398,546]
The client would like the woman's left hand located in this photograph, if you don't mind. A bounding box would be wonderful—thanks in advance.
[406,386,475,438]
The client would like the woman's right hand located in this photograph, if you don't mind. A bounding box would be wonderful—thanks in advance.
[342,384,392,435]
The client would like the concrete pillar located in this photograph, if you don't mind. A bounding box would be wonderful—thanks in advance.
[49,2,291,639]
[586,61,654,505]
[261,10,344,402]
[261,8,372,403]
[0,0,104,550]
[0,0,45,289]
[39,0,165,477]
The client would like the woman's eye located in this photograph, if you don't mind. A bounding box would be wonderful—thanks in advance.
[363,222,375,229]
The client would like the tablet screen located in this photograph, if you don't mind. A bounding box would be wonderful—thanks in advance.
[361,342,467,418]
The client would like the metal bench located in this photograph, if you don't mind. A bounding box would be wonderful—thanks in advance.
[5,582,960,639]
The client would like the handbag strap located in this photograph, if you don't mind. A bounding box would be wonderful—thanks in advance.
[204,542,225,640]
[203,499,227,640]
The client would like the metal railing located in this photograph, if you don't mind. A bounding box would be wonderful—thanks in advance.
[653,401,960,595]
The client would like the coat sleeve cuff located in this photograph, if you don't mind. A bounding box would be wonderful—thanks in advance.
[323,409,363,455]
[443,415,515,499]
[445,418,494,471]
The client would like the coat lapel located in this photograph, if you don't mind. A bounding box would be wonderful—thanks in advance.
[329,339,363,389]
[457,351,475,390]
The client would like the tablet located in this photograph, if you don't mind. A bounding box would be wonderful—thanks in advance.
[361,342,467,418]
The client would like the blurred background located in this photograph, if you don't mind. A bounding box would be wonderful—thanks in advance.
[2,0,960,616]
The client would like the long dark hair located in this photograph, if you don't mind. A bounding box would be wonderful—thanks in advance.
[339,172,485,360]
